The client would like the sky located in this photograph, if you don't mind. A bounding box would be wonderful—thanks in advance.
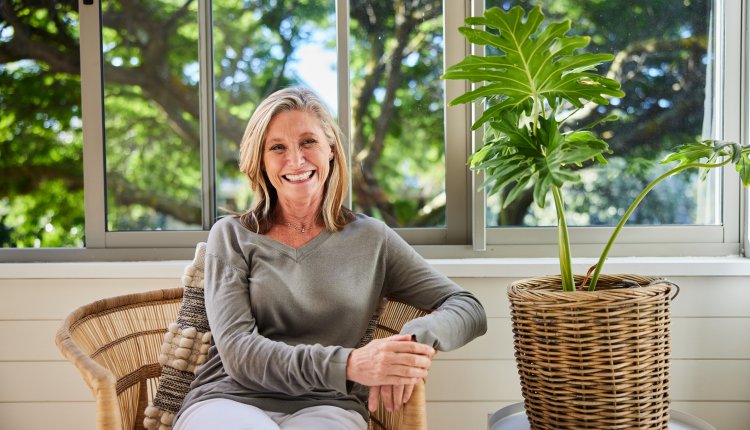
[289,39,339,115]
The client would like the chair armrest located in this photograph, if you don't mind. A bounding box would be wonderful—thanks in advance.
[55,306,123,430]
[400,379,427,430]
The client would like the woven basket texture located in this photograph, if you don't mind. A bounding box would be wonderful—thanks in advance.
[508,274,674,430]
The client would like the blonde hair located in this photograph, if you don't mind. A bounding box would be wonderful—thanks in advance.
[237,87,353,233]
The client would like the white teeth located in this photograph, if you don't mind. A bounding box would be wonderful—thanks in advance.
[285,171,313,181]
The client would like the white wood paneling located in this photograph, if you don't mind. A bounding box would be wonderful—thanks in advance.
[0,320,63,361]
[672,318,750,359]
[0,278,177,320]
[0,402,96,430]
[0,362,92,402]
[438,318,514,360]
[0,269,749,430]
[427,401,518,430]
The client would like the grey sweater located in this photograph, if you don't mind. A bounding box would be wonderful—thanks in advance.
[177,214,487,423]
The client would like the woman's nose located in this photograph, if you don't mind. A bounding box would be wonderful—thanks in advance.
[287,148,305,166]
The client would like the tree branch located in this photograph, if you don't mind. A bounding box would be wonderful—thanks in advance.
[350,0,440,225]
[1,164,83,194]
[107,173,202,225]
[0,1,80,74]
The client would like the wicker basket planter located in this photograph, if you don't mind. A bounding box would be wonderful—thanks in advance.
[508,274,675,430]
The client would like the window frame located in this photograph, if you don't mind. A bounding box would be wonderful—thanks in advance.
[0,0,747,262]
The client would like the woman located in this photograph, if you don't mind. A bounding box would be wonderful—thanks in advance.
[174,87,487,430]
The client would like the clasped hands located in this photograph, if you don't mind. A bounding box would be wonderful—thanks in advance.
[346,334,436,413]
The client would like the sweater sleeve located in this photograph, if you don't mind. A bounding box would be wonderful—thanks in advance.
[382,226,487,351]
[204,227,352,396]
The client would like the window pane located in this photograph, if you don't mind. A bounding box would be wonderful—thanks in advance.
[213,0,336,219]
[102,0,202,231]
[484,0,716,227]
[0,2,84,247]
[349,0,446,227]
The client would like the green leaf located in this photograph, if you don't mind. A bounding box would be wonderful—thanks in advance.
[532,173,553,208]
[503,174,534,209]
[736,149,750,187]
[662,140,727,165]
[444,5,624,131]
[457,26,506,48]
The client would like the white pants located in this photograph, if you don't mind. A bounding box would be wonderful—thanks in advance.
[173,398,368,430]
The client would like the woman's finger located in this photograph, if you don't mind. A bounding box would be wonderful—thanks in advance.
[381,383,394,411]
[368,386,380,413]
[394,385,407,411]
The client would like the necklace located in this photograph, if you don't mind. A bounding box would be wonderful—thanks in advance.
[280,221,308,233]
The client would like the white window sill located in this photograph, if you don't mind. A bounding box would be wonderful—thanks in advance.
[1,256,750,279]
[431,256,750,278]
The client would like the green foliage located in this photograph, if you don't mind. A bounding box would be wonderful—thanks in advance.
[445,6,622,215]
[348,0,446,226]
[2,0,448,247]
[663,140,750,186]
[0,16,84,247]
[444,5,750,291]
[445,6,624,130]
[478,0,711,226]
[471,109,610,210]
[0,0,734,251]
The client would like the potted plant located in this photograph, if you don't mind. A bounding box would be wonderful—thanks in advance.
[443,5,750,429]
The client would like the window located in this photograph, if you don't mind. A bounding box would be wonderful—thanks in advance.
[488,0,718,228]
[102,0,203,232]
[0,2,84,249]
[0,0,746,261]
[477,0,744,257]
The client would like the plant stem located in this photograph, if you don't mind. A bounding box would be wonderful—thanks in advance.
[552,186,575,291]
[587,160,730,291]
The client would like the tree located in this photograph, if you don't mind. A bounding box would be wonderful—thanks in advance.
[349,0,445,226]
[0,0,716,247]
[2,0,451,248]
[1,0,84,247]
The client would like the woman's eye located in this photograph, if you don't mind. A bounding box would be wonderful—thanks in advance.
[302,139,316,147]
[270,144,284,151]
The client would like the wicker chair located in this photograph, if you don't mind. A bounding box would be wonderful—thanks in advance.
[56,283,429,430]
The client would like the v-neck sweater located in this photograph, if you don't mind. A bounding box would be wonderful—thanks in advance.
[177,214,487,423]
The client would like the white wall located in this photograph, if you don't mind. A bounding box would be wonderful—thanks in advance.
[1,258,749,430]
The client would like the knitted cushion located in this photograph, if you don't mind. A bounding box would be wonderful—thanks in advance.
[144,242,211,430]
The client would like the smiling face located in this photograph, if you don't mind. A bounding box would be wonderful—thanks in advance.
[262,109,334,207]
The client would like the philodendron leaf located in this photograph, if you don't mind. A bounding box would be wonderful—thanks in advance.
[453,6,620,211]
[443,5,625,130]
[469,111,539,208]
[738,150,750,186]
[470,111,610,210]
[662,140,750,186]
[529,116,608,207]
[662,140,721,165]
